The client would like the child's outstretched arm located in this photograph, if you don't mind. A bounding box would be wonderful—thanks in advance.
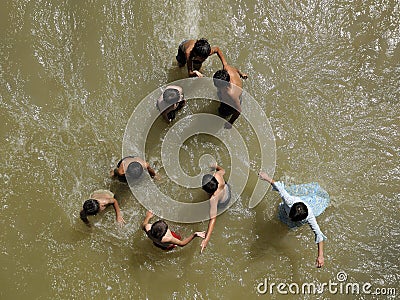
[186,57,203,77]
[215,164,225,176]
[307,213,327,267]
[211,46,228,68]
[236,67,248,79]
[200,196,218,253]
[316,241,324,268]
[145,163,157,178]
[258,171,274,184]
[169,231,206,247]
[141,210,154,230]
[259,172,297,206]
[111,198,125,225]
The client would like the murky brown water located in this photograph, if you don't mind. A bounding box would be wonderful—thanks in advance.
[1,0,399,299]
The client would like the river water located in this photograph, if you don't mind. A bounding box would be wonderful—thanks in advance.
[1,0,399,299]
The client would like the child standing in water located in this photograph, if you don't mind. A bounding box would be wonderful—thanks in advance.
[157,85,186,123]
[80,190,125,226]
[142,211,205,250]
[176,38,228,77]
[258,171,329,268]
[213,64,248,129]
[111,156,157,182]
[200,163,231,253]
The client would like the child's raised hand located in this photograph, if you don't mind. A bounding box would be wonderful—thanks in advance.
[193,70,203,77]
[146,210,154,218]
[200,239,209,253]
[316,256,324,268]
[117,215,125,226]
[195,231,206,239]
[258,171,273,183]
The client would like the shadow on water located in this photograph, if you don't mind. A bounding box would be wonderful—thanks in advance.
[109,179,134,203]
[250,203,303,281]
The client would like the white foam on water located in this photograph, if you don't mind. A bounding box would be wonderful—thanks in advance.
[184,0,200,37]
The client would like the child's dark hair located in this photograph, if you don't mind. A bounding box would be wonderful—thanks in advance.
[150,220,168,241]
[80,199,100,225]
[163,88,180,105]
[289,202,308,222]
[126,161,144,180]
[202,174,219,194]
[213,70,230,88]
[192,38,211,59]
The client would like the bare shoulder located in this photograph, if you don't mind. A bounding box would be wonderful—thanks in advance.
[184,39,196,47]
[227,68,243,88]
[224,64,236,72]
[91,190,114,200]
[215,168,226,179]
[210,46,222,54]
[144,223,152,232]
[162,229,173,242]
[133,157,148,167]
[95,196,115,206]
[184,40,196,54]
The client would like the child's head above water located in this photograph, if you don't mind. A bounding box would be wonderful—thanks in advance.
[202,174,219,194]
[150,220,168,241]
[192,38,211,59]
[163,88,181,105]
[80,199,100,224]
[289,202,308,221]
[126,161,144,180]
[213,69,230,88]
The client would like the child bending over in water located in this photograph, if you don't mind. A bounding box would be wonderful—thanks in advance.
[200,163,231,253]
[258,171,329,268]
[213,64,248,129]
[80,190,125,226]
[176,38,227,77]
[111,156,158,182]
[157,85,186,123]
[142,211,205,250]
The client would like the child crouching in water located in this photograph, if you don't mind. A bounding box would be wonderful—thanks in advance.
[258,172,329,268]
[141,211,205,250]
[80,190,125,226]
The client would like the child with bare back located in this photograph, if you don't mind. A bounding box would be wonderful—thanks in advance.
[176,38,228,77]
[80,190,125,226]
[200,163,231,252]
[142,211,205,250]
[213,64,248,128]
